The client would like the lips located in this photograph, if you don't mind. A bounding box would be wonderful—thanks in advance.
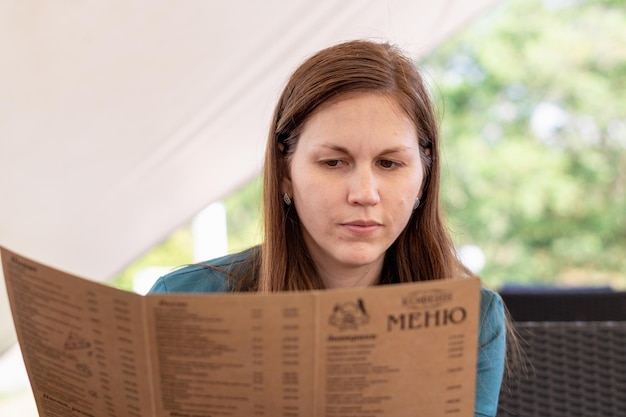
[341,220,382,236]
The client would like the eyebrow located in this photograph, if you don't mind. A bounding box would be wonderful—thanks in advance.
[316,143,416,154]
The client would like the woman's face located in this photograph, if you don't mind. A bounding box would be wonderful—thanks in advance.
[283,93,425,286]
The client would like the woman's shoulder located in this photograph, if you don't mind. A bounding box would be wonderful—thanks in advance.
[480,286,503,312]
[148,248,256,294]
[478,285,506,344]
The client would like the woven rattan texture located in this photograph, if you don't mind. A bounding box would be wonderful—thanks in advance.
[497,322,626,417]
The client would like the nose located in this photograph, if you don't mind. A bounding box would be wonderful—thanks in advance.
[347,166,380,206]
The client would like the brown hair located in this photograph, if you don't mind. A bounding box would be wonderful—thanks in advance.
[230,39,471,292]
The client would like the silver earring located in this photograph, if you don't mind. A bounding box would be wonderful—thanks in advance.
[413,197,421,210]
[283,193,292,206]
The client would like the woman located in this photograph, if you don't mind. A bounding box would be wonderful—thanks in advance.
[150,39,506,416]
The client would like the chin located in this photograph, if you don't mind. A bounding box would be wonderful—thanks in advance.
[337,253,382,268]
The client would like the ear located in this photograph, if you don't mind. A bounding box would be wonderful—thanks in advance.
[281,174,293,197]
[278,142,293,196]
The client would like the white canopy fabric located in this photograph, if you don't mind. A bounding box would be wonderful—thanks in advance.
[0,0,499,353]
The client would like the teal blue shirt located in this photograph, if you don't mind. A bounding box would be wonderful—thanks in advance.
[150,250,506,417]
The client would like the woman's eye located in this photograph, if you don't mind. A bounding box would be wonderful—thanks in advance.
[379,159,398,169]
[323,160,343,168]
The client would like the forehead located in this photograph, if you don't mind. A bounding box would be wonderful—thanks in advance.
[311,92,408,121]
[298,93,418,147]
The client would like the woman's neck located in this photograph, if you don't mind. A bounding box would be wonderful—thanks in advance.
[316,261,383,289]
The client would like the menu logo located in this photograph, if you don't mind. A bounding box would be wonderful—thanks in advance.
[328,299,370,331]
[402,289,452,310]
[389,287,466,331]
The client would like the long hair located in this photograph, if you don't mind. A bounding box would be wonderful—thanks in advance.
[241,39,470,292]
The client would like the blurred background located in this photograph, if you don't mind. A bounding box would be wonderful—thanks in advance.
[1,0,624,414]
[115,0,626,291]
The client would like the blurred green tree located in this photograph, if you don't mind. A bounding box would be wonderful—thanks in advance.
[422,0,626,287]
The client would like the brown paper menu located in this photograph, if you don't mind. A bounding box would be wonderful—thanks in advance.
[1,245,480,417]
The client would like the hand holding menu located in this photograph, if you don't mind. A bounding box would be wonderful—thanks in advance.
[1,246,480,417]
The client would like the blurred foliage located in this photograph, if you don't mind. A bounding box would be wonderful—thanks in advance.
[111,0,625,290]
[224,176,263,252]
[112,227,194,291]
[422,0,626,287]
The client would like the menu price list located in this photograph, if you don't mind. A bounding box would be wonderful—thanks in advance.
[2,250,152,417]
[147,294,315,417]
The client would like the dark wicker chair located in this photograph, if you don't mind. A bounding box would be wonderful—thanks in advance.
[496,288,626,417]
